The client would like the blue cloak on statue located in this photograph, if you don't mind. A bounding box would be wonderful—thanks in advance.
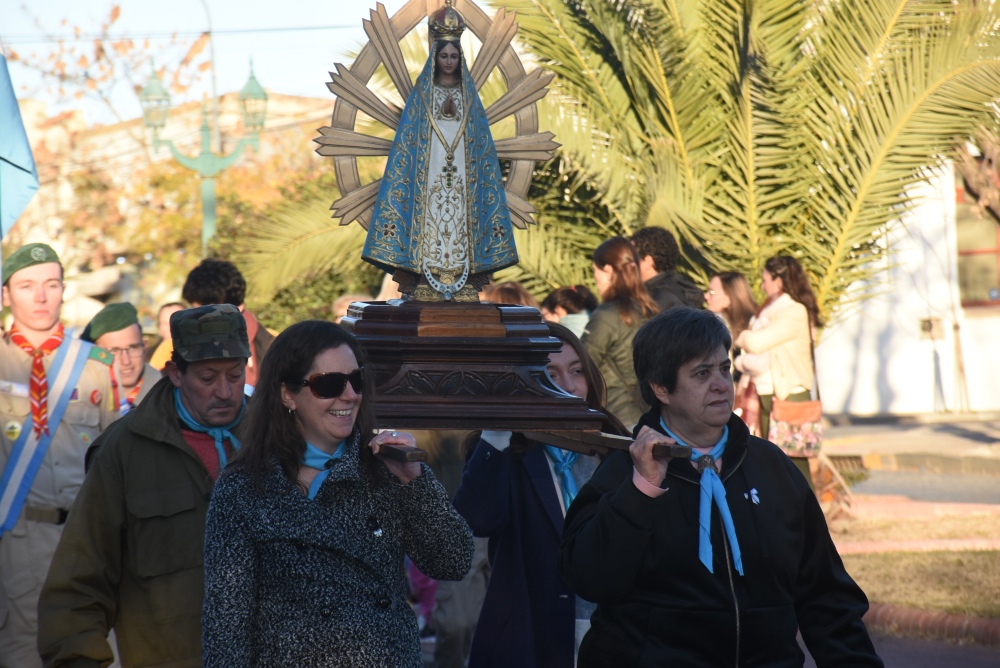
[362,42,517,285]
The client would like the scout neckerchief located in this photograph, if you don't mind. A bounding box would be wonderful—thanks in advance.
[301,440,345,500]
[124,381,143,412]
[109,367,143,416]
[542,445,579,512]
[660,418,744,576]
[174,388,244,469]
[8,323,65,437]
[0,334,93,533]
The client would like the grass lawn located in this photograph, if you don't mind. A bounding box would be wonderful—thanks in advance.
[830,514,1000,543]
[832,513,1000,618]
[842,551,1000,618]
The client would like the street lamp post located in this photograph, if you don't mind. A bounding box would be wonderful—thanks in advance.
[139,65,268,256]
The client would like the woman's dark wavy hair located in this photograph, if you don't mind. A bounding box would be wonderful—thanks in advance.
[234,320,380,494]
[463,321,628,457]
[541,285,598,315]
[764,255,824,328]
[593,236,658,325]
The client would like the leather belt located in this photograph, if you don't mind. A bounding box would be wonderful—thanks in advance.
[25,505,69,525]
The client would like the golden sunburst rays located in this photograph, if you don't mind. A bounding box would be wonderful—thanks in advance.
[316,0,557,230]
[467,6,516,90]
[364,3,413,102]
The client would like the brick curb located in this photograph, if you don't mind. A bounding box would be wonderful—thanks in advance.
[864,603,1000,646]
[859,453,1000,477]
[836,538,1000,554]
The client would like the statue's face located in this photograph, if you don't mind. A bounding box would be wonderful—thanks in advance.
[436,43,460,78]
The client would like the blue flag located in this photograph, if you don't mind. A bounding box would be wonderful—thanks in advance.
[0,54,40,276]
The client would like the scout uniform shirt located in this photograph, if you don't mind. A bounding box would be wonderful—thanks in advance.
[0,332,117,643]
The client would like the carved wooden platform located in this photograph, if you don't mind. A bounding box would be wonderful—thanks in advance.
[340,300,608,437]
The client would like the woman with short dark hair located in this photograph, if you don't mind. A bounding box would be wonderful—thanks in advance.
[559,308,882,667]
[202,320,473,667]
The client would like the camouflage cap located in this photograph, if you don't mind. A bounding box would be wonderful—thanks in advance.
[3,243,61,285]
[170,304,251,363]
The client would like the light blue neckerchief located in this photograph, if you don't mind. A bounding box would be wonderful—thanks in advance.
[542,445,579,512]
[302,440,345,500]
[660,418,743,576]
[174,388,244,469]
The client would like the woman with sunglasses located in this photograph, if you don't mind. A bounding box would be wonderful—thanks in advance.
[202,320,473,667]
[452,323,628,668]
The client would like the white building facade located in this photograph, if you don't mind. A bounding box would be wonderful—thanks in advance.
[817,164,1000,416]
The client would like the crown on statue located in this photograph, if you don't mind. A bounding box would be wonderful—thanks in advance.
[430,0,466,43]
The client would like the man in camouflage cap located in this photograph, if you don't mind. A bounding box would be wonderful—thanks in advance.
[81,302,161,415]
[0,243,117,668]
[38,304,251,667]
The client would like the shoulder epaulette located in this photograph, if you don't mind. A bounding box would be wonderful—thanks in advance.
[88,346,114,366]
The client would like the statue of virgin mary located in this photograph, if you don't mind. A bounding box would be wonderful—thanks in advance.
[361,0,517,301]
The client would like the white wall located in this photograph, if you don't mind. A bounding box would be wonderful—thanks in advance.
[815,165,1000,416]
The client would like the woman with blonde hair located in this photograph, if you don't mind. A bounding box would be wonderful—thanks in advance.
[583,236,659,428]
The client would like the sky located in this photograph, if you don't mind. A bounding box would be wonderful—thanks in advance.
[1,0,411,124]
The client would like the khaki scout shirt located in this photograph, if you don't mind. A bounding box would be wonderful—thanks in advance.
[0,334,118,522]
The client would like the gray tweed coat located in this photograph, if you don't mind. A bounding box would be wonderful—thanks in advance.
[201,430,474,667]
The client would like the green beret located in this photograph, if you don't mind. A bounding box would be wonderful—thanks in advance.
[3,243,61,285]
[81,302,140,343]
[171,304,251,362]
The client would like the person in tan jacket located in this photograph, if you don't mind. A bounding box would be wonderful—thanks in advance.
[0,244,118,668]
[734,256,822,481]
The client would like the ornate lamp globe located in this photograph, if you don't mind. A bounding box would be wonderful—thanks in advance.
[238,64,268,134]
[138,71,171,133]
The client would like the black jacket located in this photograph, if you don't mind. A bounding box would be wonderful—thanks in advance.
[645,271,704,312]
[559,410,882,667]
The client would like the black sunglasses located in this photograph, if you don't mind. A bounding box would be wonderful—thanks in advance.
[297,369,365,399]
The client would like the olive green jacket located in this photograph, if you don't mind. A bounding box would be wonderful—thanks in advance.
[38,376,231,668]
[581,303,650,429]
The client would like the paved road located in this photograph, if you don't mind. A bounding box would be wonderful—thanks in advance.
[803,633,1000,667]
[852,470,1000,504]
